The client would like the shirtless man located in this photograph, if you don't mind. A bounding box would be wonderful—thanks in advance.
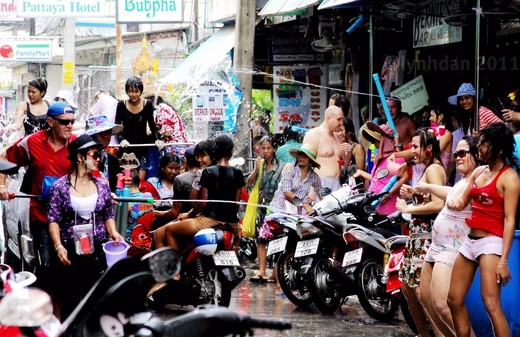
[387,97,416,149]
[303,105,347,192]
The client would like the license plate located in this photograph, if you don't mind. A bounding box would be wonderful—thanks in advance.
[294,238,319,258]
[213,251,240,266]
[267,236,288,256]
[342,248,363,267]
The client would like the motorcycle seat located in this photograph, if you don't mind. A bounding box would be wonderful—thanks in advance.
[388,238,408,250]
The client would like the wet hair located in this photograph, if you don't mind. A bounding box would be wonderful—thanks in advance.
[28,78,48,96]
[386,97,402,110]
[158,153,181,181]
[130,168,141,188]
[259,135,278,149]
[429,106,454,132]
[281,123,299,145]
[213,134,234,160]
[415,128,442,169]
[478,123,518,171]
[459,135,480,164]
[342,118,358,143]
[330,93,349,113]
[194,139,217,165]
[125,76,144,94]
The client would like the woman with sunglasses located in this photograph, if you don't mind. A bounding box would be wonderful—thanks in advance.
[47,134,124,320]
[412,136,479,337]
[447,123,520,337]
[0,77,51,137]
[396,129,447,337]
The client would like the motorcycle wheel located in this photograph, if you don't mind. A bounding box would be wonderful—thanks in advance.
[307,257,343,314]
[239,238,257,262]
[205,268,232,307]
[356,258,399,321]
[276,250,313,307]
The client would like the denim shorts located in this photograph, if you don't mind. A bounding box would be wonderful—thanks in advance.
[459,235,503,262]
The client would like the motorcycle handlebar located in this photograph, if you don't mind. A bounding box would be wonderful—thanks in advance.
[243,316,293,331]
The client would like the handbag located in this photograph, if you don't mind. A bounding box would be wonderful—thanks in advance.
[39,175,59,204]
[241,161,263,238]
[128,224,153,257]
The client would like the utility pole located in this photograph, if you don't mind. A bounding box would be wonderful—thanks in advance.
[233,0,255,160]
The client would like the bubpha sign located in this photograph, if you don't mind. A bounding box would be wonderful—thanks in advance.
[116,0,183,23]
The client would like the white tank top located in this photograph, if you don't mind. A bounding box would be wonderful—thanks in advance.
[71,193,98,220]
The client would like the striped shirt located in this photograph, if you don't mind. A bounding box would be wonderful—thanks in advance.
[478,106,503,130]
[269,164,322,213]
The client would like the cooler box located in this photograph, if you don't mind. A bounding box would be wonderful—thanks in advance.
[465,230,520,336]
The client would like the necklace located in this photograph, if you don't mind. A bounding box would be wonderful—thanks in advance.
[71,175,89,187]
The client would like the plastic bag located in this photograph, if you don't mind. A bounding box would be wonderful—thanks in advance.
[242,161,263,238]
[72,224,94,255]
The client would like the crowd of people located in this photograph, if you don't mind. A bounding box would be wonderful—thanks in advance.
[0,76,520,337]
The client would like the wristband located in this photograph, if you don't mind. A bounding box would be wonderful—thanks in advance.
[55,244,64,252]
[394,143,403,150]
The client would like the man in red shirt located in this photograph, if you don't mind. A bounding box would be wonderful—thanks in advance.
[0,102,76,292]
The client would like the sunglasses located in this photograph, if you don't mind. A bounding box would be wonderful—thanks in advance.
[87,151,101,161]
[453,150,470,159]
[52,117,75,126]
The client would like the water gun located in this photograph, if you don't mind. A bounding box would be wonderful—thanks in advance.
[291,125,309,133]
[371,175,398,206]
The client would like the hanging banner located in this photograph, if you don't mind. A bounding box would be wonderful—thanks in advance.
[413,0,462,48]
[273,65,327,134]
[390,75,429,115]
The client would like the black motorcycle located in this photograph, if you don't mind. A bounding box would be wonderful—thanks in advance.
[147,224,246,309]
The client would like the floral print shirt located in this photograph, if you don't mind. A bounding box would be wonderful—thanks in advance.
[155,103,188,143]
[47,175,115,244]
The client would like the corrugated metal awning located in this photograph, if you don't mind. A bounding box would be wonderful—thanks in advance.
[318,0,371,10]
[259,0,320,17]
[159,24,235,84]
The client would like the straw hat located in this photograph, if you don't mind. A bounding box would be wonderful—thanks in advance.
[362,121,394,143]
[448,83,476,105]
[289,143,321,169]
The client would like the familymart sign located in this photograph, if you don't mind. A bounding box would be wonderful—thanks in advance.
[0,40,52,61]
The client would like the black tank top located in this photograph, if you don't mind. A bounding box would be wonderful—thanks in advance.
[24,101,50,135]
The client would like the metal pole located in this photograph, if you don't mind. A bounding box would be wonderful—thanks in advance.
[62,18,76,91]
[474,0,481,132]
[368,13,374,121]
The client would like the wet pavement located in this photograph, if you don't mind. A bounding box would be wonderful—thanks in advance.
[157,262,415,337]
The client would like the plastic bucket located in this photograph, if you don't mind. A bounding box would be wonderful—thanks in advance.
[103,241,129,268]
[465,230,520,336]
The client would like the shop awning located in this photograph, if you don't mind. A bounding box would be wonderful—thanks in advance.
[159,24,235,84]
[259,0,320,17]
[318,0,377,10]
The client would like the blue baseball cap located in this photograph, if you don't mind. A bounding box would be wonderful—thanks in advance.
[47,102,75,118]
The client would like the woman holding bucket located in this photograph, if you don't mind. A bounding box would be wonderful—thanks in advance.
[48,134,124,320]
[447,123,520,337]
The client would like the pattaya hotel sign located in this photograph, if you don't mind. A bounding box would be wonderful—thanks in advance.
[17,0,109,17]
[0,40,52,61]
[116,0,183,23]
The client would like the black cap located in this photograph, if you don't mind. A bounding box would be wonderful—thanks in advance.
[67,134,103,161]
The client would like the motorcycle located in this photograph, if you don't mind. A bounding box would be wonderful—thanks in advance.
[306,190,402,320]
[146,223,246,309]
[262,181,360,308]
[0,248,291,337]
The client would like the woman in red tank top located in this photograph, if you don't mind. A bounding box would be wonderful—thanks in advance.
[447,123,520,337]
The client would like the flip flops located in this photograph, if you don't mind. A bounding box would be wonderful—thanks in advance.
[266,276,276,283]
[249,274,267,284]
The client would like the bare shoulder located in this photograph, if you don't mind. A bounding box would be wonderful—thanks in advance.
[303,127,321,144]
[283,163,294,171]
[426,163,446,183]
[501,167,520,185]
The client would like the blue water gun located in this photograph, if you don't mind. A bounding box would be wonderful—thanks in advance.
[371,175,398,206]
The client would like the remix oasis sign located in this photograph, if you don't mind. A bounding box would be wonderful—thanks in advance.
[116,0,183,23]
[17,0,109,17]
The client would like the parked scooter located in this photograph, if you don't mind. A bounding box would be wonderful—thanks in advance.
[0,248,291,337]
[146,224,246,309]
